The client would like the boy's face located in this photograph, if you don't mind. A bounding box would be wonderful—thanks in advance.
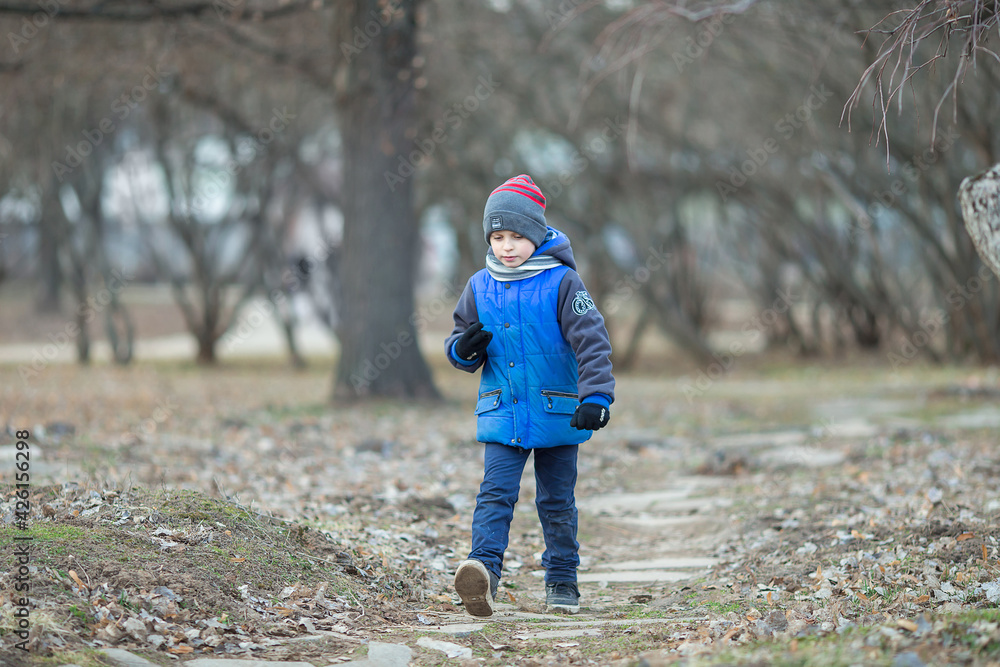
[490,230,536,268]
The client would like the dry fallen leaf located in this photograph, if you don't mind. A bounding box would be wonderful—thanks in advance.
[168,645,194,654]
[897,619,919,632]
[68,570,88,591]
[957,532,975,542]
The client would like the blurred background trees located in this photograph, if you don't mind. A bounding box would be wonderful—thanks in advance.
[1,0,998,397]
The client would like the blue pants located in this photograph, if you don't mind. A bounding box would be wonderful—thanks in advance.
[468,442,579,583]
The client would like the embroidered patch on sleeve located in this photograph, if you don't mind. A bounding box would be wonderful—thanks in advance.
[572,290,596,316]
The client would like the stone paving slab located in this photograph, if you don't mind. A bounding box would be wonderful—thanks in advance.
[577,570,696,583]
[416,637,472,659]
[421,615,709,638]
[579,495,731,516]
[334,642,412,667]
[822,419,881,438]
[514,627,603,640]
[708,430,806,449]
[578,489,698,513]
[609,514,704,528]
[757,444,846,468]
[936,407,1000,429]
[416,613,566,629]
[185,659,317,667]
[598,556,719,571]
[98,649,158,667]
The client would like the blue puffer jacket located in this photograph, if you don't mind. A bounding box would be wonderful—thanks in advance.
[445,228,615,449]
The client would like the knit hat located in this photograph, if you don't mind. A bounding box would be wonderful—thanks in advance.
[483,174,547,248]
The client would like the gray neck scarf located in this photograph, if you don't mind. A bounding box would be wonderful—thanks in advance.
[485,249,562,282]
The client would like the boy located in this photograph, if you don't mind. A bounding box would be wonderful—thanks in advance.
[445,174,615,616]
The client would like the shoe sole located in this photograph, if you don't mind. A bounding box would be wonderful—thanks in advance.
[454,560,494,617]
[546,603,580,614]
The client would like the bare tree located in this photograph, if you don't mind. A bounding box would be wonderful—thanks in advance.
[0,0,444,396]
[330,0,439,399]
[566,0,1000,363]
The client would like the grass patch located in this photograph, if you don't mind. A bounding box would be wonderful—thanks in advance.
[0,484,405,659]
[704,600,741,615]
[1,648,111,667]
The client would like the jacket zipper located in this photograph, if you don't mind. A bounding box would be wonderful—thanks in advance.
[479,389,502,398]
[539,390,577,399]
[540,390,577,411]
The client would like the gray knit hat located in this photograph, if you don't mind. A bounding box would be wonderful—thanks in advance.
[483,174,547,248]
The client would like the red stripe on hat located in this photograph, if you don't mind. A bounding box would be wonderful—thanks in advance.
[496,175,540,193]
[506,180,543,196]
[492,176,537,192]
[491,186,546,208]
[509,175,540,192]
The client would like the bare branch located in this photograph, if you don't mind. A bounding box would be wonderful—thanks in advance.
[842,0,1000,155]
[648,0,758,22]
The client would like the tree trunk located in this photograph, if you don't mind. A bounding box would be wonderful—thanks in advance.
[63,256,90,364]
[197,332,216,364]
[960,163,1000,280]
[105,300,135,365]
[332,0,439,401]
[36,195,64,313]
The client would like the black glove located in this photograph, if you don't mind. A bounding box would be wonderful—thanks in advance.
[570,403,610,431]
[455,322,493,360]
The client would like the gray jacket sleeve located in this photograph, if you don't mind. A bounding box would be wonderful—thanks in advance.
[444,280,486,373]
[557,271,615,402]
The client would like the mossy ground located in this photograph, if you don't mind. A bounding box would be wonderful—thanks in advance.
[0,485,403,664]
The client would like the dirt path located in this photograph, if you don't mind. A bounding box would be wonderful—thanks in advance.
[400,391,1000,658]
[4,355,1000,665]
[412,473,731,641]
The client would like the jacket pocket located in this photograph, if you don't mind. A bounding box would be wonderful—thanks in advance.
[475,389,503,414]
[540,390,578,415]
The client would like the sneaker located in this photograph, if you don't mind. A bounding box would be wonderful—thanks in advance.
[545,581,580,614]
[454,559,499,617]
